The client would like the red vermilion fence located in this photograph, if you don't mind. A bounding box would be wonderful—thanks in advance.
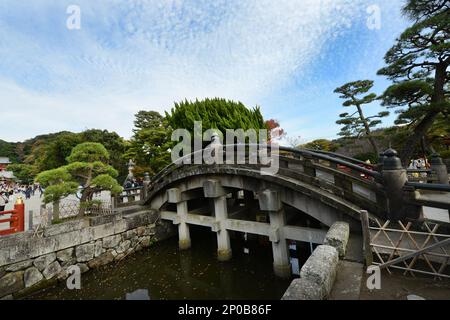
[0,199,25,236]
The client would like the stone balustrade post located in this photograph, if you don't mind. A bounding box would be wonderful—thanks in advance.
[430,153,449,184]
[141,172,151,202]
[381,149,407,220]
[377,152,386,172]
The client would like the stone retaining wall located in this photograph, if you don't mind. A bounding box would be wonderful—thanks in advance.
[0,210,173,299]
[282,221,349,300]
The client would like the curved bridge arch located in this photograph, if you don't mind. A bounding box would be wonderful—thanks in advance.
[146,165,362,230]
[135,145,383,278]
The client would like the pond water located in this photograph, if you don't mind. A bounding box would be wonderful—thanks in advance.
[29,226,294,300]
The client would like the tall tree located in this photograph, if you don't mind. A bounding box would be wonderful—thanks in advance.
[79,129,127,180]
[378,0,449,164]
[402,0,449,21]
[334,80,389,154]
[125,111,173,176]
[165,98,266,141]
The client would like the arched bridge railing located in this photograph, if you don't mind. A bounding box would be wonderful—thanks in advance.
[149,144,382,184]
[142,144,387,218]
[115,143,448,222]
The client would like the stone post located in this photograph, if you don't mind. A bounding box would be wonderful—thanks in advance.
[381,149,407,220]
[167,188,191,250]
[52,200,60,221]
[430,153,449,184]
[203,179,232,262]
[259,189,291,278]
[141,172,151,201]
[28,210,34,231]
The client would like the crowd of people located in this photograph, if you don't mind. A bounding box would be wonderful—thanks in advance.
[407,157,431,179]
[408,158,430,170]
[0,182,44,211]
[123,178,144,190]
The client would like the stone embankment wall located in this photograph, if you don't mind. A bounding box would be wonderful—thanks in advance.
[282,221,350,300]
[0,211,173,299]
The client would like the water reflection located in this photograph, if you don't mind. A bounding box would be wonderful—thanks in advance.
[29,226,292,300]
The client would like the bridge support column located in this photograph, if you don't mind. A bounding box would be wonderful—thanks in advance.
[259,190,291,279]
[204,180,232,262]
[167,188,191,250]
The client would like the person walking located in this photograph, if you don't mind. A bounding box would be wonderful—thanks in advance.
[25,185,32,199]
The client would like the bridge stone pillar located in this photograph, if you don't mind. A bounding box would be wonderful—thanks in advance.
[167,188,191,250]
[203,180,232,262]
[259,189,291,279]
[430,153,449,184]
[382,149,408,220]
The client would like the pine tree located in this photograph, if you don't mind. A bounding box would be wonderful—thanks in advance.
[377,0,449,164]
[334,80,389,154]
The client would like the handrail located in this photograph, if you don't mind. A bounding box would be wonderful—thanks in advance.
[405,182,450,192]
[0,209,17,215]
[407,169,432,173]
[122,186,143,192]
[148,143,383,188]
[304,148,376,168]
[0,202,25,236]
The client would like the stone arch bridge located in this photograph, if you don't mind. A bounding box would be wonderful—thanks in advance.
[115,144,450,278]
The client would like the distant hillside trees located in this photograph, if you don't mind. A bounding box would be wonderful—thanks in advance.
[6,164,38,184]
[301,139,340,152]
[2,130,128,183]
[0,140,18,163]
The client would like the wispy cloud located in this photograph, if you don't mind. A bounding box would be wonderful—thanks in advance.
[0,0,407,142]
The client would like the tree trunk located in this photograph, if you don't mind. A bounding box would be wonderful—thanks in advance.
[399,63,447,165]
[78,189,91,217]
[399,111,440,165]
[356,104,379,155]
[78,167,94,217]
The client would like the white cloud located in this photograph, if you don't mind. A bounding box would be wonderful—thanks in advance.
[0,0,405,142]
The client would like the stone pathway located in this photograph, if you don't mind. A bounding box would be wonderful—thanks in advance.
[329,233,450,300]
[359,270,450,300]
[329,260,364,300]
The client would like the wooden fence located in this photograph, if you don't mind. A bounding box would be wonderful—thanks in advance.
[361,210,450,279]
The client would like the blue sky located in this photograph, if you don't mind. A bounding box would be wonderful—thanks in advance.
[0,0,410,143]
